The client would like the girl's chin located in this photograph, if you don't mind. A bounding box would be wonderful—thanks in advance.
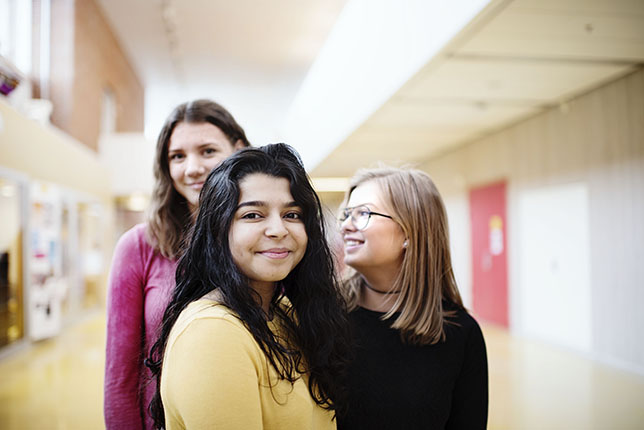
[343,256,365,270]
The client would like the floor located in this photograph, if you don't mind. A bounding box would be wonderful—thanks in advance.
[0,313,105,429]
[484,324,644,429]
[0,313,643,429]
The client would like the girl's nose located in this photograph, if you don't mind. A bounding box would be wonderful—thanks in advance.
[185,156,206,177]
[265,215,289,238]
[339,215,356,232]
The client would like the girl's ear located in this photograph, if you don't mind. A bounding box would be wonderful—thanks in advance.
[233,139,245,150]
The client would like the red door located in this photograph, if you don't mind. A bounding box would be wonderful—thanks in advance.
[469,181,508,327]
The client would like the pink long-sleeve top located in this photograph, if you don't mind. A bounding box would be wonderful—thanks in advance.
[104,223,177,430]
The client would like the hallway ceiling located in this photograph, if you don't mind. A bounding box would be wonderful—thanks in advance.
[311,0,644,176]
[96,0,644,178]
[96,0,347,86]
[96,0,348,142]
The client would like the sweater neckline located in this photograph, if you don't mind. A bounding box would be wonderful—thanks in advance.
[356,306,398,318]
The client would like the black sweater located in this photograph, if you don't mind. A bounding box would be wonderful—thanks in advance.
[337,305,488,430]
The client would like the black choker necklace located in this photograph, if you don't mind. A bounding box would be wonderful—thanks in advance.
[362,282,401,295]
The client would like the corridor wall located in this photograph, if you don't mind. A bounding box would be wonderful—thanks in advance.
[0,99,114,338]
[0,100,111,198]
[420,68,644,373]
[49,0,144,151]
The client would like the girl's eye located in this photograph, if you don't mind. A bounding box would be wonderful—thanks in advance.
[241,212,262,220]
[284,212,302,220]
[203,148,217,155]
[169,153,184,161]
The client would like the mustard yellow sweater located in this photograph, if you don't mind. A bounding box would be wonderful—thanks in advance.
[161,299,335,430]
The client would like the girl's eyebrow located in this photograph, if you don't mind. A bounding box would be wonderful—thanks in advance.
[238,200,265,209]
[168,143,217,152]
[346,203,376,209]
[237,201,299,210]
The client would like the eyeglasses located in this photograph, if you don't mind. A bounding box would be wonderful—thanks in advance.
[338,205,394,231]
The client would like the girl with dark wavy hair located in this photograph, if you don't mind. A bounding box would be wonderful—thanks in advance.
[104,100,250,430]
[147,143,351,429]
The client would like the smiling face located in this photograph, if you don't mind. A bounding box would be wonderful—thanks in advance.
[341,180,406,281]
[228,173,308,295]
[168,121,243,209]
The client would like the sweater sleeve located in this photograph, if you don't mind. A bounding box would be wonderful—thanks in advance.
[162,317,264,429]
[445,317,489,430]
[104,226,147,429]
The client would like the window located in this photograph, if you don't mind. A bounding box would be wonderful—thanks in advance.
[0,0,33,76]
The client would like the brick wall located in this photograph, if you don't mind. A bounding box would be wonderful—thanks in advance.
[50,0,144,151]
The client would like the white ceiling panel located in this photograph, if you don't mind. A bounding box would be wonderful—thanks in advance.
[313,133,469,177]
[457,0,644,61]
[368,100,541,133]
[311,102,539,177]
[344,128,478,153]
[399,58,633,103]
[513,0,644,15]
[312,109,532,177]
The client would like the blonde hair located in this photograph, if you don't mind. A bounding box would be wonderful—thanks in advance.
[343,166,464,345]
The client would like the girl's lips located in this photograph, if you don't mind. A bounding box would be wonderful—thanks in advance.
[189,182,204,190]
[343,238,364,252]
[343,236,364,245]
[259,249,290,259]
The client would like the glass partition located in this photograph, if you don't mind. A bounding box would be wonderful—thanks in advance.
[0,176,25,348]
[77,201,104,310]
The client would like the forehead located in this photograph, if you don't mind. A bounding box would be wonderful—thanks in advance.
[238,173,293,203]
[347,180,387,208]
[168,121,229,150]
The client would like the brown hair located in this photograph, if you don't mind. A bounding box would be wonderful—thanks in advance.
[147,99,250,258]
[342,166,464,345]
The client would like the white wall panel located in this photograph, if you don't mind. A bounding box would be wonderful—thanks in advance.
[443,195,472,308]
[517,183,591,352]
[421,68,644,373]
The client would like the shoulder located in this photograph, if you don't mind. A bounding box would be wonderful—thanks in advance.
[114,223,150,253]
[113,223,166,264]
[180,299,243,324]
[454,307,482,330]
[168,300,254,349]
[164,300,265,377]
[444,305,485,345]
[109,224,155,280]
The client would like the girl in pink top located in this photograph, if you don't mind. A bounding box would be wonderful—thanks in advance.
[103,99,250,430]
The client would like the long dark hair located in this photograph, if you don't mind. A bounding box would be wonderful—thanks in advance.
[147,143,352,428]
[147,99,251,258]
